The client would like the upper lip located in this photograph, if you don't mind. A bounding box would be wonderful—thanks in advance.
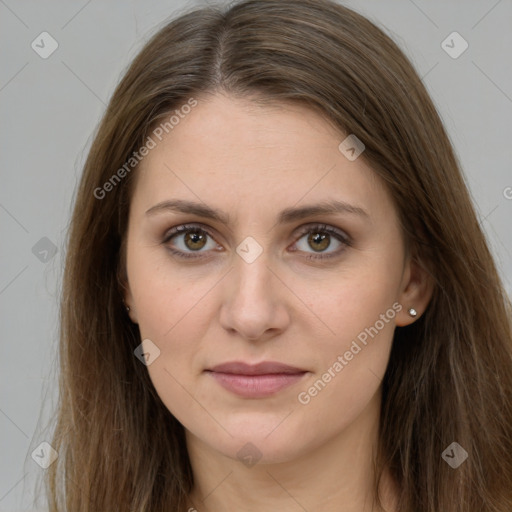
[208,361,306,375]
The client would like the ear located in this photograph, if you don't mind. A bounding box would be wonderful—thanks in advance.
[118,239,139,325]
[118,268,139,325]
[395,256,434,327]
[123,284,139,324]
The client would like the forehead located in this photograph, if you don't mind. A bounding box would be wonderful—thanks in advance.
[131,93,392,224]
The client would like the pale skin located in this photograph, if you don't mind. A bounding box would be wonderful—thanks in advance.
[123,93,433,511]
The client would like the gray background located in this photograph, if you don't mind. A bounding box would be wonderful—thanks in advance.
[1,0,511,510]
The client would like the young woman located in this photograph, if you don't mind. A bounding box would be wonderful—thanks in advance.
[45,0,512,510]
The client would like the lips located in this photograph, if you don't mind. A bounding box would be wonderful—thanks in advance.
[205,361,308,398]
[209,361,306,375]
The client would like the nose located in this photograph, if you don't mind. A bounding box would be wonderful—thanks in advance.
[219,253,291,342]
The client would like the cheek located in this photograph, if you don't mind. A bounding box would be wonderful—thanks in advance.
[292,265,399,404]
[127,261,210,412]
[294,299,397,433]
[131,270,212,429]
[298,260,400,346]
[128,249,217,341]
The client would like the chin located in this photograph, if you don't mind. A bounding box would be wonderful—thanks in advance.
[196,413,316,466]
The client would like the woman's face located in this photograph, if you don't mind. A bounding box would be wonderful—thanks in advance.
[124,93,424,464]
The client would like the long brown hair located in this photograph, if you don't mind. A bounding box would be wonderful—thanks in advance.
[44,0,512,510]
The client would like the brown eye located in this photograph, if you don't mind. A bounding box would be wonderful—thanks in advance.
[184,231,207,251]
[307,232,331,252]
[292,223,351,261]
[163,224,220,259]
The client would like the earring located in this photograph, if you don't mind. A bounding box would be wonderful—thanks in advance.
[408,308,417,317]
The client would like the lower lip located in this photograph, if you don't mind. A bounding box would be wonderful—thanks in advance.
[206,371,307,398]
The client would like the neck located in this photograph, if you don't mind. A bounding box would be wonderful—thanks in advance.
[185,390,398,512]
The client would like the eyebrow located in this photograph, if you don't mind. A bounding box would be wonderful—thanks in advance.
[145,198,369,225]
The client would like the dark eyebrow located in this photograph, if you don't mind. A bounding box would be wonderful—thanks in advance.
[145,199,231,224]
[145,199,369,225]
[278,200,369,223]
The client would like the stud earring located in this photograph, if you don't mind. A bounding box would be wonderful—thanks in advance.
[408,308,417,317]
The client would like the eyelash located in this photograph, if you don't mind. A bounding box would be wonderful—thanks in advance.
[162,223,352,261]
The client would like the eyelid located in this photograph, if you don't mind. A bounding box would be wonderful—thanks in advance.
[292,222,351,242]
